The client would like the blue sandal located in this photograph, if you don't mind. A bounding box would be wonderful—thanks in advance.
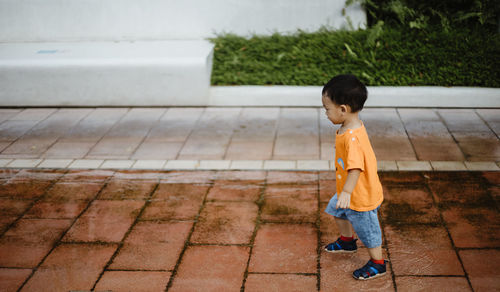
[352,260,387,280]
[324,237,358,253]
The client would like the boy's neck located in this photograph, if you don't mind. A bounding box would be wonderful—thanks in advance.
[340,112,362,133]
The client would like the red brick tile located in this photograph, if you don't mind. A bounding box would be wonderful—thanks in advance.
[42,181,104,202]
[319,171,336,181]
[61,169,114,182]
[0,268,32,292]
[320,202,341,247]
[21,243,117,292]
[191,201,258,244]
[225,140,274,160]
[429,180,493,207]
[410,137,465,161]
[152,183,209,200]
[490,185,500,209]
[384,226,463,276]
[249,224,317,273]
[141,184,208,220]
[215,170,266,181]
[0,199,32,217]
[0,219,72,267]
[43,141,95,159]
[245,274,317,292]
[396,276,470,292]
[460,249,500,292]
[110,221,191,270]
[0,180,53,199]
[0,169,19,180]
[483,171,500,185]
[207,182,261,202]
[170,246,249,292]
[370,136,416,161]
[161,171,215,184]
[426,172,483,185]
[13,169,66,181]
[321,248,394,291]
[320,179,336,203]
[63,200,143,242]
[113,170,164,180]
[381,186,440,225]
[98,179,157,200]
[442,206,500,248]
[261,185,317,223]
[266,171,318,185]
[95,271,171,292]
[0,217,17,234]
[379,172,425,185]
[132,141,182,159]
[24,201,88,219]
[454,132,500,161]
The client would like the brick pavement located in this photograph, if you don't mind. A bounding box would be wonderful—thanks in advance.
[0,169,499,291]
[0,108,498,163]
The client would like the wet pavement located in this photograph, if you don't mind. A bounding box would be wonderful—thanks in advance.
[0,169,499,291]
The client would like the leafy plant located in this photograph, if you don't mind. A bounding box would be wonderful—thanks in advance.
[210,26,500,87]
[346,0,500,31]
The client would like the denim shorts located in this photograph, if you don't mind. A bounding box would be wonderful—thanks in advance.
[325,193,382,248]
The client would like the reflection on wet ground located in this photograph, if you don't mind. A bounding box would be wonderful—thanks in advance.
[0,169,498,291]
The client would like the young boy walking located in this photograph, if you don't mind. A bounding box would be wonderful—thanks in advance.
[322,74,387,280]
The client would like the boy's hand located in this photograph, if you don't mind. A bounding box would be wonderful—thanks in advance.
[336,191,351,209]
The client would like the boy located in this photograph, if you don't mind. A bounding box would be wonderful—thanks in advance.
[322,74,387,280]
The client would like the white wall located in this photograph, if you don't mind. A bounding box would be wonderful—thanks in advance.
[0,0,366,42]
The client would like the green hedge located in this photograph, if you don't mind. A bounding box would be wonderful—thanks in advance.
[210,26,500,87]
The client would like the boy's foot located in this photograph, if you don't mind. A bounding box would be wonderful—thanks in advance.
[352,260,387,280]
[324,237,358,253]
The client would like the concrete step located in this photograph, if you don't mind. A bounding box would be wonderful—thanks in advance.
[0,40,214,106]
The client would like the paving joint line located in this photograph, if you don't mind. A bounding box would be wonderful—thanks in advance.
[239,172,267,292]
[126,108,168,160]
[424,181,474,291]
[164,177,215,291]
[222,107,244,160]
[17,169,116,292]
[269,107,282,159]
[0,169,67,239]
[174,107,206,160]
[315,171,322,291]
[82,107,131,159]
[3,108,60,160]
[91,177,162,290]
[435,110,468,161]
[474,109,500,140]
[39,107,95,160]
[396,108,420,161]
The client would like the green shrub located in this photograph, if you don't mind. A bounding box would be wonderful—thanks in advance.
[349,0,500,31]
[210,26,500,87]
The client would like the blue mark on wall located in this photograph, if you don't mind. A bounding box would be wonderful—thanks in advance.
[37,50,58,54]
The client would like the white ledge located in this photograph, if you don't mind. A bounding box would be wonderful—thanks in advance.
[209,86,500,108]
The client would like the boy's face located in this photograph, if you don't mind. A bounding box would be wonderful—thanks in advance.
[322,94,345,125]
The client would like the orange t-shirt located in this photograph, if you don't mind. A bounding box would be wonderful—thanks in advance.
[335,123,383,211]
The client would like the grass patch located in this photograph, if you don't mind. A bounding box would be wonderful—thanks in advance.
[210,26,500,87]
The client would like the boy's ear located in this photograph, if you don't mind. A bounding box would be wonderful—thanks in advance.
[340,105,348,113]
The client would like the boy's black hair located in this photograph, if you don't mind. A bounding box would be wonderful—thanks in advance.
[322,74,367,112]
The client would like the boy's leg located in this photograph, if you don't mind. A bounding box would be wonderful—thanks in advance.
[334,217,353,237]
[324,194,358,253]
[367,246,383,261]
[348,207,387,280]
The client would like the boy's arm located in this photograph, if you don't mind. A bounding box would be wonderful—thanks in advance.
[336,169,361,209]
